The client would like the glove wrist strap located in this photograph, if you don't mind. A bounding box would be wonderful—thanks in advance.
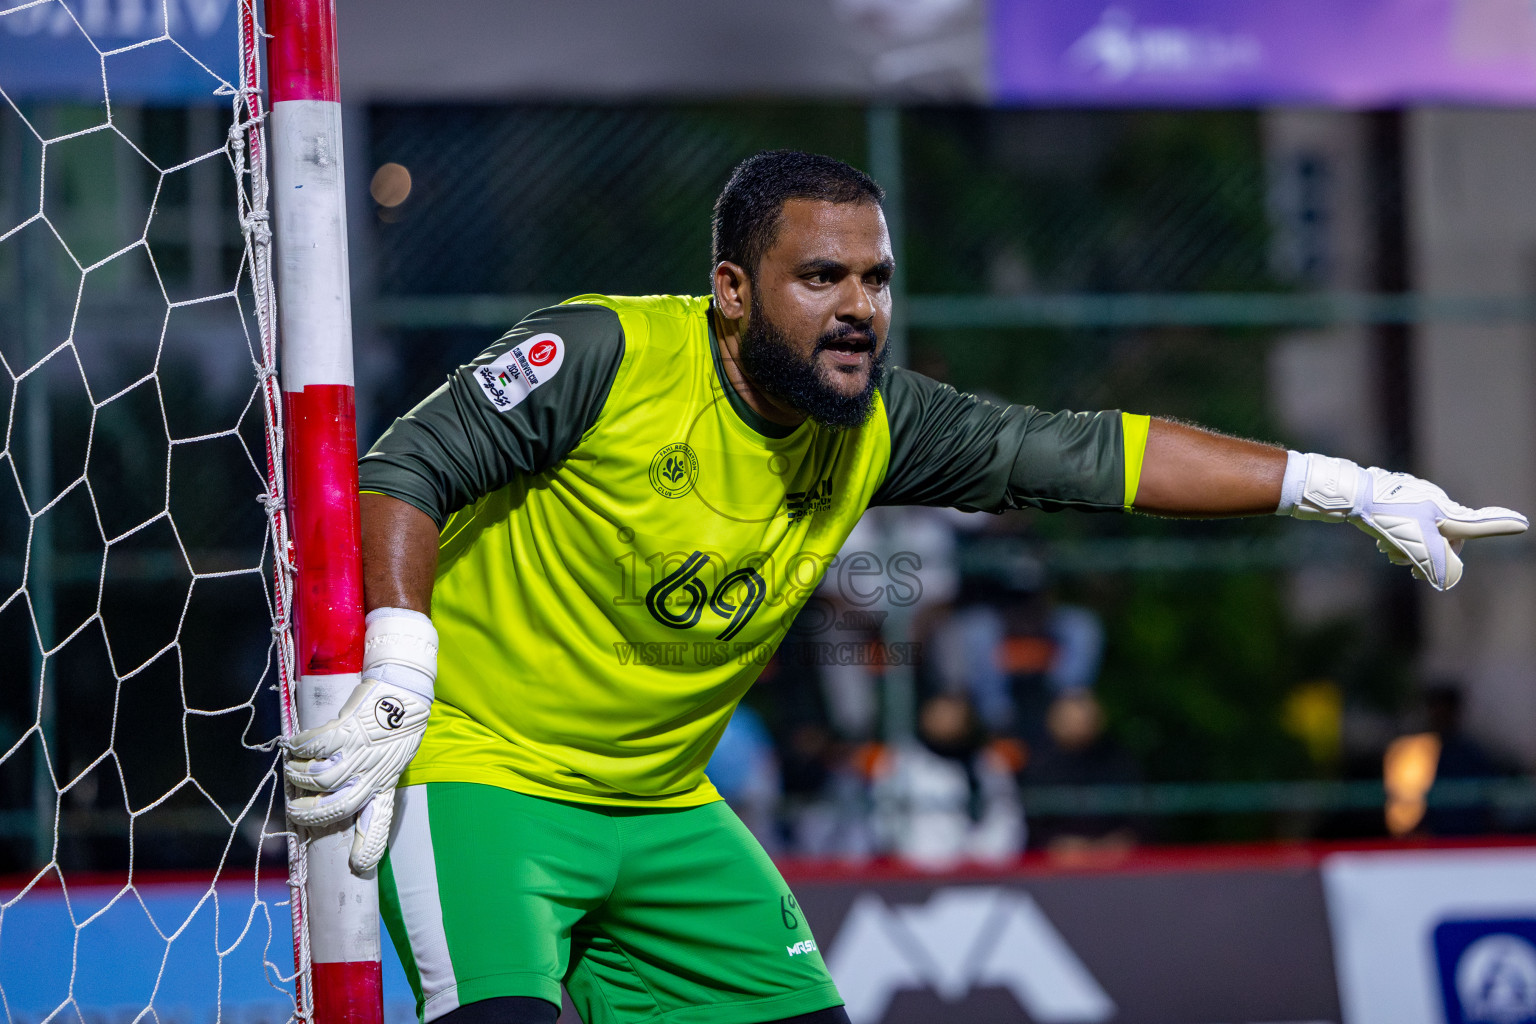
[1277,451,1367,521]
[363,606,437,701]
[1275,450,1306,516]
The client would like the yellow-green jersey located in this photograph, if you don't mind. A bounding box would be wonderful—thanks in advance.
[360,294,1149,807]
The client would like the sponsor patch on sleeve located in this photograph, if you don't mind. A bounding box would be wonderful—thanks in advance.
[473,332,565,412]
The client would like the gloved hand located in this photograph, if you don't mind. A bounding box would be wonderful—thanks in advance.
[285,607,437,872]
[1278,451,1528,591]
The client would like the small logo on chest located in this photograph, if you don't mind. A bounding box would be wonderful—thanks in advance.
[649,443,699,498]
[786,478,833,522]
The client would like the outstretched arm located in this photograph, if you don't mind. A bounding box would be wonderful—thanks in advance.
[870,368,1526,590]
[1133,419,1286,516]
[1130,418,1528,590]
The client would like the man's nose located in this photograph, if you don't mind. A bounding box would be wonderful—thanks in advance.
[838,277,875,324]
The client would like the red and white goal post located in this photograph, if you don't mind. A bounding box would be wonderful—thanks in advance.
[264,0,382,1021]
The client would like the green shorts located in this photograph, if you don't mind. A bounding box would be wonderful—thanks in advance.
[379,782,842,1024]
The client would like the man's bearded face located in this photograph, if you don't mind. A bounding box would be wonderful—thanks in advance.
[738,300,887,430]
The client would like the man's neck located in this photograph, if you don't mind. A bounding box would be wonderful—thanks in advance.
[710,305,806,429]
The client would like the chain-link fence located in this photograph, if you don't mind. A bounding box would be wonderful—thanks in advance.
[365,105,1321,296]
[369,104,869,298]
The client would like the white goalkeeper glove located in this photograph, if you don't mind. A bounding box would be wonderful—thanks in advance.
[1277,451,1528,591]
[284,607,436,873]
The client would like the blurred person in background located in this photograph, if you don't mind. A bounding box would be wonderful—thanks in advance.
[771,607,878,859]
[779,503,965,858]
[926,546,1106,749]
[1024,689,1142,860]
[870,692,1025,870]
[925,552,1038,739]
[809,503,962,743]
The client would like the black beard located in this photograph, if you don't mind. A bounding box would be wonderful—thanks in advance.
[738,308,887,430]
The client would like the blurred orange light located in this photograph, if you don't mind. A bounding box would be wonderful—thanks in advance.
[1383,732,1442,836]
[370,162,412,208]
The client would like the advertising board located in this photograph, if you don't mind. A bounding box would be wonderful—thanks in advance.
[1322,847,1536,1024]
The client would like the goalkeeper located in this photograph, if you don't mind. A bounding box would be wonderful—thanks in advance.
[284,151,1526,1024]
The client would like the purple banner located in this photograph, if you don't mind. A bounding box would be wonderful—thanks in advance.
[992,0,1536,106]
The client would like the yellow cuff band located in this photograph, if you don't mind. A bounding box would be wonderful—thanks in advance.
[1121,412,1151,509]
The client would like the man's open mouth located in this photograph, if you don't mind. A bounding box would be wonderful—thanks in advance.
[818,332,876,355]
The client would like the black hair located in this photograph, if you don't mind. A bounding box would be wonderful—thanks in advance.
[711,150,884,282]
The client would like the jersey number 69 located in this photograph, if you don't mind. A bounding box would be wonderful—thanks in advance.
[645,551,767,642]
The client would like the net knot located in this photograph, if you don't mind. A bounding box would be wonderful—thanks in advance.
[257,489,286,516]
[242,209,272,244]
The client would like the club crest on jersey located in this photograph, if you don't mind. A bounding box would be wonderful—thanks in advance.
[474,332,565,412]
[649,443,699,498]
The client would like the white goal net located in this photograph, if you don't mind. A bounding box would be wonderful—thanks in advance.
[0,2,306,1022]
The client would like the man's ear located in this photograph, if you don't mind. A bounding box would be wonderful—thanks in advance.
[713,261,750,320]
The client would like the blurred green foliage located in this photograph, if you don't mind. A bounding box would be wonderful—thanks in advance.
[903,109,1275,294]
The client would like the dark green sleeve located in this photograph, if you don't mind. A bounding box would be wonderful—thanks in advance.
[870,366,1126,514]
[358,304,624,527]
